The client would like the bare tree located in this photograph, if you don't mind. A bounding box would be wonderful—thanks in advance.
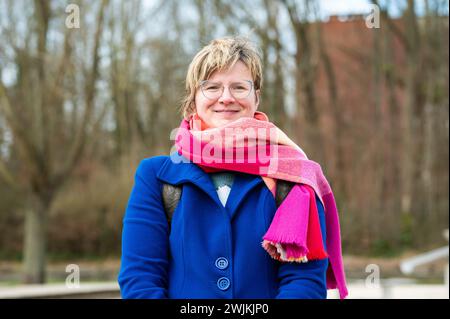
[373,0,449,247]
[0,0,109,283]
[281,0,325,163]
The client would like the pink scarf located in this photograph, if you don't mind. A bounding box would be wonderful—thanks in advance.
[174,111,348,299]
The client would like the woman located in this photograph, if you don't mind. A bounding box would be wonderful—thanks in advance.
[118,37,348,299]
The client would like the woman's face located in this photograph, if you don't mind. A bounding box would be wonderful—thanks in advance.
[194,61,260,128]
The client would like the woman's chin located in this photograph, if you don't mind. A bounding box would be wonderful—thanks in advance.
[210,113,243,127]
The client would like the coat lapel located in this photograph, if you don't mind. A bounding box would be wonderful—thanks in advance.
[156,153,222,207]
[156,153,265,218]
[225,172,264,220]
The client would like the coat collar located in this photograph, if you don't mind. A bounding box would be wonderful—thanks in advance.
[156,153,265,218]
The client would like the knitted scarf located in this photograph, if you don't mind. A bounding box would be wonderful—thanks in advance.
[173,111,348,299]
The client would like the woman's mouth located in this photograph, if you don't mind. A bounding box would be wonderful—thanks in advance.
[213,110,240,118]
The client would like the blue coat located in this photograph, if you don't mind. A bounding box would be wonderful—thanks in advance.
[118,154,328,299]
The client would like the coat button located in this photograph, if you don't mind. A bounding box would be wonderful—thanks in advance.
[217,277,230,291]
[215,257,229,270]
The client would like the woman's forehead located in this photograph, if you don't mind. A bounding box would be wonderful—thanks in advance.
[207,60,253,82]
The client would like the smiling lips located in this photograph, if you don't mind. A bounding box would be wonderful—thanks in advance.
[213,110,240,118]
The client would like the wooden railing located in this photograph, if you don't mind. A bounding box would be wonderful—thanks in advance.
[0,282,120,299]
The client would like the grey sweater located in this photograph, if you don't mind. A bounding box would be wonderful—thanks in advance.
[209,172,235,207]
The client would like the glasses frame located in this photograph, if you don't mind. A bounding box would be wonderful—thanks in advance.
[199,80,254,101]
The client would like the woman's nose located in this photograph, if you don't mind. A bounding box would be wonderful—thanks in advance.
[218,87,236,104]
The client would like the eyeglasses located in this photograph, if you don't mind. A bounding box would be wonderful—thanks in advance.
[199,80,254,100]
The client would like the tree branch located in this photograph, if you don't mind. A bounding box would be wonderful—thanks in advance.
[53,0,109,188]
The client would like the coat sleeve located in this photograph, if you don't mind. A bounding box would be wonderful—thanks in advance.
[118,158,170,299]
[276,194,328,299]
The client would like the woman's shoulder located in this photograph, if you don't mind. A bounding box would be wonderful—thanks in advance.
[135,155,171,176]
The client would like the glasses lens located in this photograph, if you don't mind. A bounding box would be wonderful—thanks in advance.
[201,81,222,100]
[230,81,252,99]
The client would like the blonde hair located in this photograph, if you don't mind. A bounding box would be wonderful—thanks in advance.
[180,36,263,119]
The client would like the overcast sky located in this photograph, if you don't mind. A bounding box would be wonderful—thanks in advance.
[320,0,448,17]
[319,0,376,15]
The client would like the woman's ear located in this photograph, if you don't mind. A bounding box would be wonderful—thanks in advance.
[255,89,261,109]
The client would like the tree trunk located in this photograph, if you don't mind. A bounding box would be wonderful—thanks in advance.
[23,197,49,284]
